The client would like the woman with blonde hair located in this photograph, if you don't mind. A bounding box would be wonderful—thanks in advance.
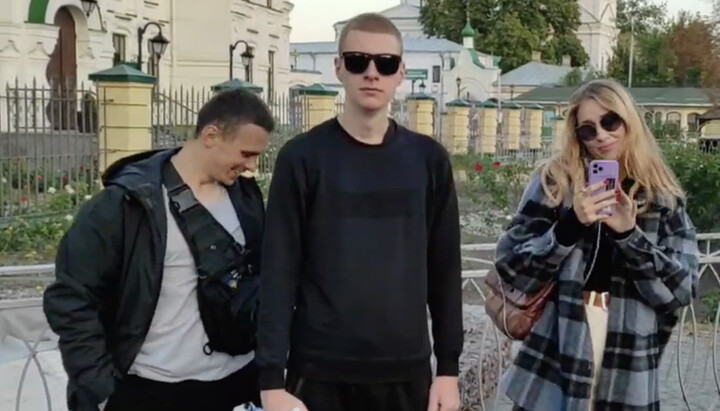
[493,78,700,410]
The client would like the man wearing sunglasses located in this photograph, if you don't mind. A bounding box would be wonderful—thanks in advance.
[256,12,463,411]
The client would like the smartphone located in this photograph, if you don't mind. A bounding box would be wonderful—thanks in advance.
[588,159,619,216]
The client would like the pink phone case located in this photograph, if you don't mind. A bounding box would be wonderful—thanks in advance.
[588,160,619,216]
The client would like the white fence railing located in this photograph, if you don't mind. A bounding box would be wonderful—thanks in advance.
[1,233,719,410]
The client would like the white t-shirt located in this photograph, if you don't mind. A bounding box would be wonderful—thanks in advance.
[128,186,253,382]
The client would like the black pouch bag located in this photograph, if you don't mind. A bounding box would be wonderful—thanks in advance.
[162,160,259,356]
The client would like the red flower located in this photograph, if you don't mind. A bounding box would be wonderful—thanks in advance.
[20,196,28,203]
[62,176,69,183]
[474,162,483,172]
[492,161,501,168]
[36,175,43,181]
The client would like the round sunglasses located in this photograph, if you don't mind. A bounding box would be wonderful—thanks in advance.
[575,111,624,142]
[341,52,402,76]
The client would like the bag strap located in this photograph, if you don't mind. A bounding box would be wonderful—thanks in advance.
[161,160,248,279]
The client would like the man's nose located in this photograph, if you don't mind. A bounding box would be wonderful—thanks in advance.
[363,60,380,80]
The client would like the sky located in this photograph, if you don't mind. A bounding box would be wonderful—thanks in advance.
[289,0,714,43]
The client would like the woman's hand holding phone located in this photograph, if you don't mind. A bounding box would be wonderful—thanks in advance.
[573,181,618,226]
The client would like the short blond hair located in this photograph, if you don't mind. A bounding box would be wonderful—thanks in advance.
[338,13,403,54]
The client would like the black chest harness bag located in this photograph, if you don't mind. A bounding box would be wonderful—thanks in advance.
[161,161,259,356]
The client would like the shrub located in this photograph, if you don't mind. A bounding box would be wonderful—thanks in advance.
[453,155,536,214]
[661,141,720,232]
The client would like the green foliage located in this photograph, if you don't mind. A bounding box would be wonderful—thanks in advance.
[608,0,720,88]
[0,171,101,263]
[453,155,536,214]
[420,0,588,72]
[562,67,604,86]
[660,141,720,232]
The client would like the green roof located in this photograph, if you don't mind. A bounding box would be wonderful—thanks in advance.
[501,101,523,109]
[461,20,475,37]
[294,83,338,96]
[407,92,435,101]
[469,49,485,69]
[446,98,471,107]
[211,78,263,93]
[88,64,156,84]
[513,86,715,106]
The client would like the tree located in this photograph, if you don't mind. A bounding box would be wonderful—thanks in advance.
[607,0,673,86]
[419,0,588,72]
[562,67,605,86]
[667,13,720,87]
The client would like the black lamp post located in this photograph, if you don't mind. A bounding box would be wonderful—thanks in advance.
[456,76,461,99]
[230,40,254,81]
[81,0,98,16]
[137,21,169,72]
[419,81,426,94]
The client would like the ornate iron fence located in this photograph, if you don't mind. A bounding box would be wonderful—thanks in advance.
[0,80,100,221]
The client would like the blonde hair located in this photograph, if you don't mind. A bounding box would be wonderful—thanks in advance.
[540,79,685,212]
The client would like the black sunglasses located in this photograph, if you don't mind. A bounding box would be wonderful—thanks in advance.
[575,111,624,142]
[341,52,402,76]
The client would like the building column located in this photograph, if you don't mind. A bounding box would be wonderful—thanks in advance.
[502,103,522,151]
[552,115,566,152]
[407,93,435,136]
[479,101,498,154]
[443,99,471,154]
[89,64,156,173]
[296,84,339,132]
[526,105,544,150]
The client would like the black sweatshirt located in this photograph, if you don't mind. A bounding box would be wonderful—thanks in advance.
[255,118,463,390]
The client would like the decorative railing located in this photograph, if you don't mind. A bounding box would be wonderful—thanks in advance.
[1,233,719,410]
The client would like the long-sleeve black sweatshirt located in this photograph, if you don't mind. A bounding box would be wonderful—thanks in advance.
[255,117,463,390]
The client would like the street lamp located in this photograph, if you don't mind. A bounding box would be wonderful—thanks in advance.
[137,21,169,72]
[81,0,98,16]
[456,76,461,99]
[419,81,426,94]
[230,40,254,81]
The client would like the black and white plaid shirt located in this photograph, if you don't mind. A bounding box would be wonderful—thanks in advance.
[494,173,700,411]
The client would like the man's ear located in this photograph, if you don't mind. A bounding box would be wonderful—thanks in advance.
[199,124,222,147]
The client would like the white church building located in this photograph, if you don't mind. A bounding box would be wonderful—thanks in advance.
[0,0,295,93]
[290,0,618,105]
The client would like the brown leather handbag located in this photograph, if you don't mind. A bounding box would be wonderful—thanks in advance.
[483,271,555,341]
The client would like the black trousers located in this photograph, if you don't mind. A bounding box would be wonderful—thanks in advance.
[286,371,432,411]
[105,361,260,411]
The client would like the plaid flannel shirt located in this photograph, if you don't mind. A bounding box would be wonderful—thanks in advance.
[494,173,700,411]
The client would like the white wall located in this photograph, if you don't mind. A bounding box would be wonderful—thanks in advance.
[0,0,294,94]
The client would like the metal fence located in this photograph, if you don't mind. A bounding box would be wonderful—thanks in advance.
[1,233,719,410]
[0,80,100,221]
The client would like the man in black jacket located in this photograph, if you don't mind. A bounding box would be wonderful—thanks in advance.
[43,89,274,411]
[257,13,463,411]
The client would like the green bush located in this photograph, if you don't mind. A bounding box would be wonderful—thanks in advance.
[661,141,720,232]
[452,155,536,214]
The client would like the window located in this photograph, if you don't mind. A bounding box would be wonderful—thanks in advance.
[688,113,699,132]
[432,65,440,83]
[112,34,126,66]
[245,46,254,82]
[147,39,158,77]
[268,50,275,98]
